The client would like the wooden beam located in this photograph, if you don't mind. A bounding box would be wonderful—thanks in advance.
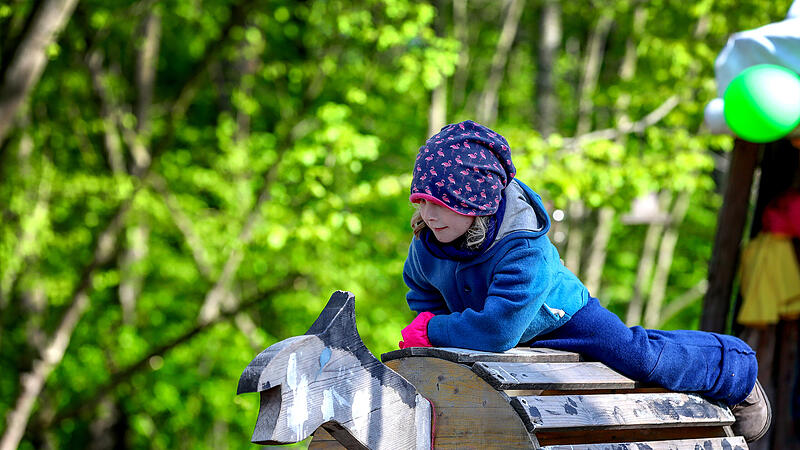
[382,346,581,365]
[701,139,760,333]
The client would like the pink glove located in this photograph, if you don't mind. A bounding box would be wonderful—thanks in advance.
[399,312,435,349]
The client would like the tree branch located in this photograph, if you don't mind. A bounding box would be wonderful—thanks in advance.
[148,174,214,280]
[562,94,680,152]
[0,199,125,450]
[46,277,300,427]
[657,279,709,328]
[196,153,287,324]
[0,0,80,146]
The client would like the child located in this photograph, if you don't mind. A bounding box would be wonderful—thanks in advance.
[398,120,771,442]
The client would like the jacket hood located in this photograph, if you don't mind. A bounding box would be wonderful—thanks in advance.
[492,179,550,246]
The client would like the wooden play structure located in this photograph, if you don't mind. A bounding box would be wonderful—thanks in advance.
[239,291,749,449]
[702,138,800,450]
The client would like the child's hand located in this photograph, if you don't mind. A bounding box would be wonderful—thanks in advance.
[398,312,435,349]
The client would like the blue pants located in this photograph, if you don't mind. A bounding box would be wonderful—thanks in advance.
[530,297,757,406]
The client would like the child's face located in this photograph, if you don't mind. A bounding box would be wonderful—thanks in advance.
[418,199,475,243]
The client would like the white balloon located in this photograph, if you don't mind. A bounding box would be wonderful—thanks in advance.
[704,98,732,135]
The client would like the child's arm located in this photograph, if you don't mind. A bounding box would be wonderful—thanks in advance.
[402,245,451,316]
[427,240,560,352]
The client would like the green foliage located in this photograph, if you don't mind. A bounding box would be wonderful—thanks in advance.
[0,0,793,447]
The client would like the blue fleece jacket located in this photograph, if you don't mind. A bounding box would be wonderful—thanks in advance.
[403,179,589,352]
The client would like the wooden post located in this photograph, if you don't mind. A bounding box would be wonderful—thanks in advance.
[773,320,800,450]
[237,291,432,449]
[701,139,760,333]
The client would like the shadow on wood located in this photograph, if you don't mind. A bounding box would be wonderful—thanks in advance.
[237,290,432,449]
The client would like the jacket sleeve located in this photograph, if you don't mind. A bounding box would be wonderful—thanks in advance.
[403,241,451,315]
[426,240,559,352]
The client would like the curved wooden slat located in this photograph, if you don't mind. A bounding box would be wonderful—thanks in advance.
[472,361,637,391]
[510,392,735,433]
[540,436,748,450]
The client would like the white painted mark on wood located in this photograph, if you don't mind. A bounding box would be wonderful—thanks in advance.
[287,353,298,389]
[415,394,432,450]
[351,389,370,431]
[322,389,335,421]
[285,353,309,439]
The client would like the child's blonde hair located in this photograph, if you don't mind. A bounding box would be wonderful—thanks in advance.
[411,208,490,250]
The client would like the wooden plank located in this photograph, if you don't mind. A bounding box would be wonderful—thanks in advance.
[381,346,581,364]
[237,291,432,449]
[309,427,346,449]
[385,356,538,448]
[510,392,735,433]
[540,436,748,449]
[472,362,637,391]
[535,426,732,447]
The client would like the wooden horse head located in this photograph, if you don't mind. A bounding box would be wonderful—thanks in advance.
[237,291,432,449]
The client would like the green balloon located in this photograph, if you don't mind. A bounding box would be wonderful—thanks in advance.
[723,64,800,143]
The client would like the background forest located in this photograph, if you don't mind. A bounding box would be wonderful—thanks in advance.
[0,0,793,448]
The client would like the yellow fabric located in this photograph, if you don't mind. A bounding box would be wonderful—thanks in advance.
[737,233,800,325]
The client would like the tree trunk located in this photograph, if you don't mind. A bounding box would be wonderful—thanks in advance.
[476,0,525,125]
[562,9,613,279]
[564,200,585,276]
[613,4,646,124]
[118,225,149,324]
[0,113,45,311]
[583,206,613,296]
[131,11,160,170]
[86,50,126,174]
[535,0,561,137]
[575,12,613,137]
[583,4,646,300]
[625,190,670,326]
[428,83,447,138]
[118,12,160,323]
[643,191,690,328]
[451,0,469,109]
[428,0,447,137]
[0,0,80,146]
